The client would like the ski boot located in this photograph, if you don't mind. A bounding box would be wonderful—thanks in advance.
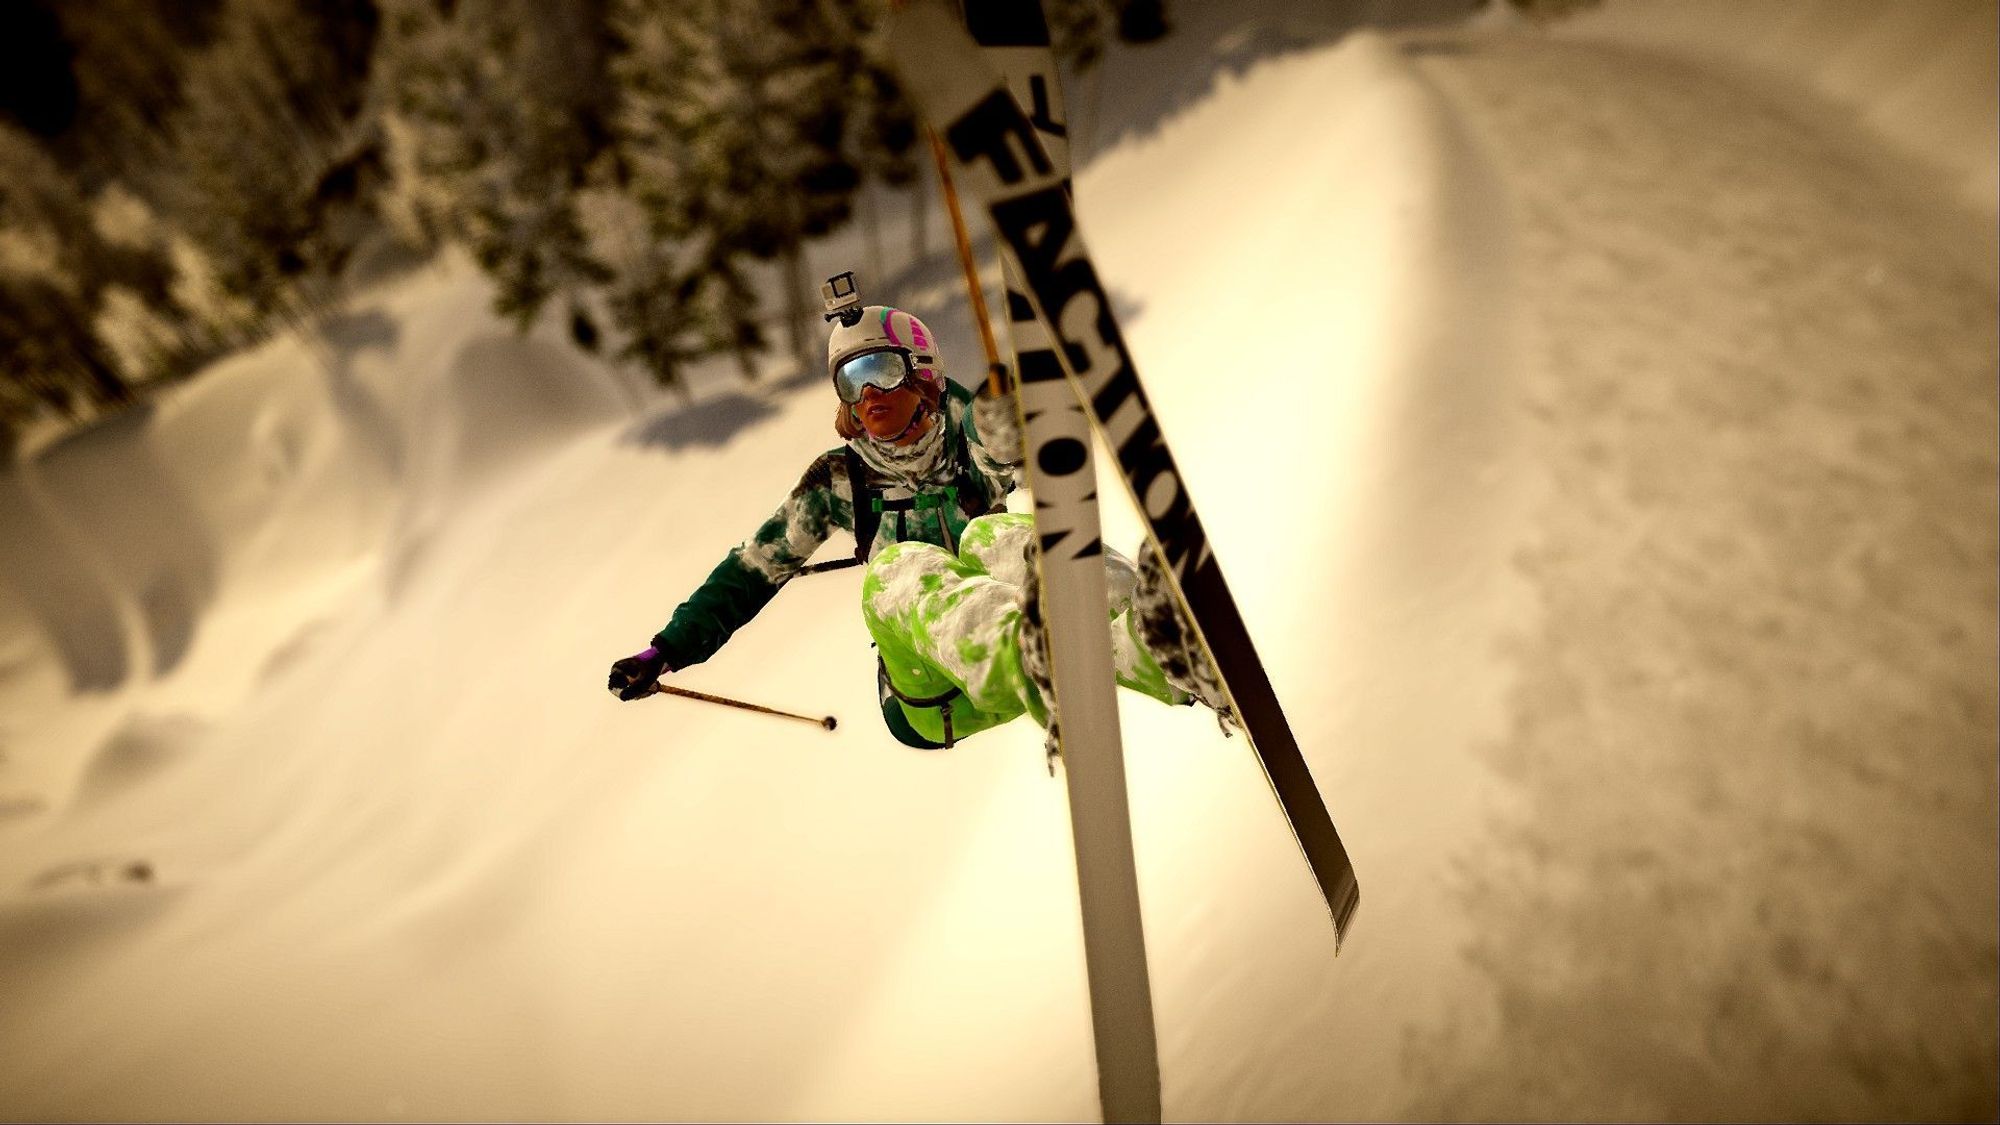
[1016,560,1063,773]
[1132,548,1238,736]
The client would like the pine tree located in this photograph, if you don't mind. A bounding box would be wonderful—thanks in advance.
[165,0,380,332]
[601,0,936,388]
[0,124,132,423]
[1044,0,1171,71]
[829,0,920,282]
[88,183,188,384]
[45,0,223,192]
[608,0,764,386]
[372,0,613,331]
[746,0,863,377]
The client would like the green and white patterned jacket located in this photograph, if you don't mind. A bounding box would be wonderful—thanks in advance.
[651,380,1019,670]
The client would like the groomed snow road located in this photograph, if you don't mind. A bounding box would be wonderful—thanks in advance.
[1398,27,1998,1121]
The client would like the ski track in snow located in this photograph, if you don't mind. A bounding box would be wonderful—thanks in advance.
[1407,32,1999,1121]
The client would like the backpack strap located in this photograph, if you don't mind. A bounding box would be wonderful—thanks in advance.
[877,655,961,749]
[844,444,881,564]
[845,414,995,561]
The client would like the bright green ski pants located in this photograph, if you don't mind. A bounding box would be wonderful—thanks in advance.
[861,512,1186,747]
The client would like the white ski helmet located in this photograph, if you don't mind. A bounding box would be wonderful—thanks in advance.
[827,305,945,395]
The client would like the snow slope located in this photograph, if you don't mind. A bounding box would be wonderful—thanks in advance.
[2,4,1995,1121]
[1407,17,1997,1119]
[1561,0,1999,215]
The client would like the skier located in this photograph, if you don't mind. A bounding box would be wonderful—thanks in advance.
[606,276,1229,750]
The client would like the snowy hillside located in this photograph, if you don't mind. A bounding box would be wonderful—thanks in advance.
[2,2,1994,1121]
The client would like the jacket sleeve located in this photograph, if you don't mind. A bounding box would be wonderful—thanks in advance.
[650,451,853,670]
[963,391,1023,502]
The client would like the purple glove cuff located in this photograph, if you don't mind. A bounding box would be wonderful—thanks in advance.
[636,646,660,662]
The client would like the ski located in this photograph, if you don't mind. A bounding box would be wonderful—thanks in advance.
[962,3,1161,1121]
[890,0,1362,945]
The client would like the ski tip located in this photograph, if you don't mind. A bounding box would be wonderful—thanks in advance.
[1329,879,1360,954]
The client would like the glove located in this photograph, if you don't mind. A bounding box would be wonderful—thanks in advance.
[972,390,1024,466]
[608,646,671,701]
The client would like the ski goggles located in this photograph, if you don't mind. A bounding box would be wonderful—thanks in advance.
[832,348,914,404]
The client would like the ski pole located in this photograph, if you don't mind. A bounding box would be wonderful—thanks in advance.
[796,557,863,577]
[927,127,1009,397]
[890,0,1003,394]
[646,681,838,731]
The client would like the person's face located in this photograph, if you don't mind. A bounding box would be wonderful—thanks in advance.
[858,381,924,443]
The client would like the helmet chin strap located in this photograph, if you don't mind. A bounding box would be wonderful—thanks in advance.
[878,403,929,445]
[892,400,928,440]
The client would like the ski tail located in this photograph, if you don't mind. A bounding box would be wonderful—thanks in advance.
[1182,559,1362,937]
[960,2,1164,1121]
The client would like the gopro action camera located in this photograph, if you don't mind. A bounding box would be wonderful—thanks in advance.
[821,271,865,326]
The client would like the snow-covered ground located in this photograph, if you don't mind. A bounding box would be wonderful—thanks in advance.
[2,2,1994,1120]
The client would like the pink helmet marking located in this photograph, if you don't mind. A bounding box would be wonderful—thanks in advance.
[880,307,934,353]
